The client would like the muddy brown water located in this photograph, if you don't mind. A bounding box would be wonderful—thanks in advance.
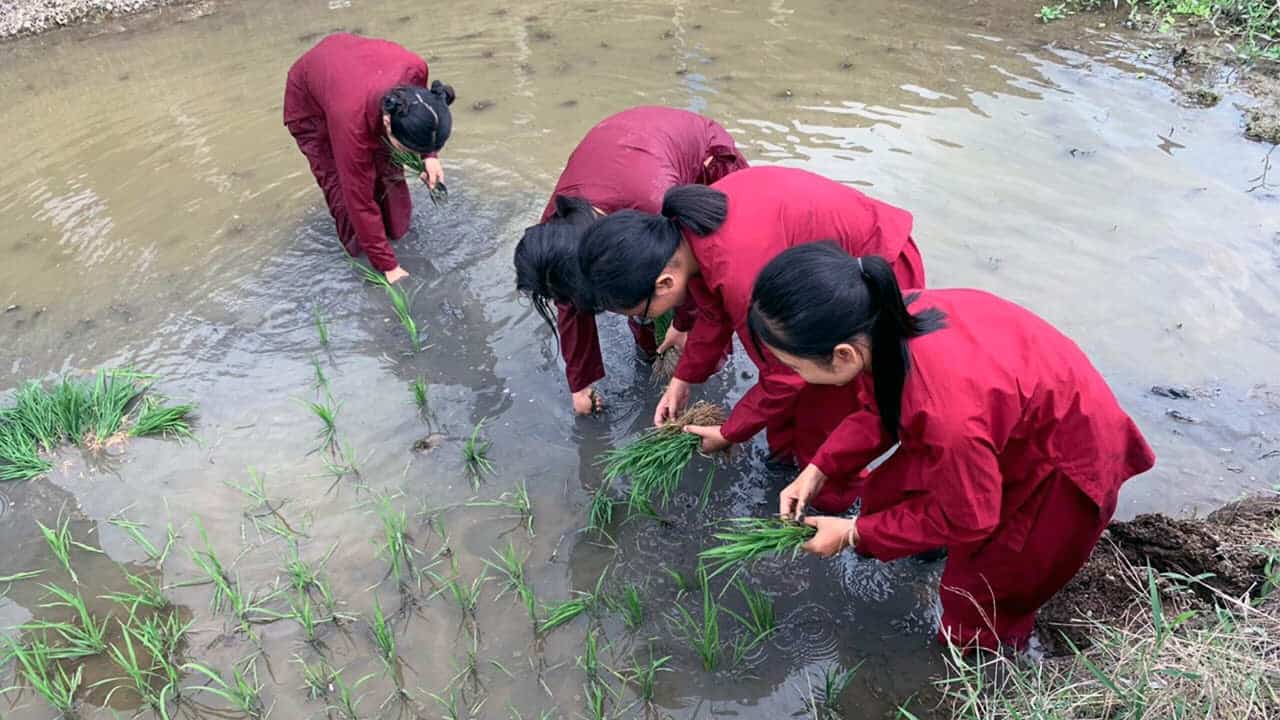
[0,0,1277,718]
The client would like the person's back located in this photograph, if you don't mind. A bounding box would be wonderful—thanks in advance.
[285,33,427,135]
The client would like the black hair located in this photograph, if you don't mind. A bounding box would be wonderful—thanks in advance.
[576,184,727,313]
[382,80,455,154]
[513,195,600,336]
[747,242,945,441]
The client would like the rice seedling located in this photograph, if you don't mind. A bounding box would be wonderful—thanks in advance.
[327,670,376,720]
[290,591,325,645]
[283,540,337,600]
[585,480,617,536]
[0,417,52,481]
[302,393,341,453]
[108,515,178,568]
[101,570,170,613]
[620,647,671,704]
[373,495,416,584]
[87,368,148,444]
[538,570,607,635]
[583,680,609,720]
[37,512,102,585]
[800,662,861,719]
[295,655,337,700]
[411,377,428,410]
[188,519,236,613]
[185,659,269,718]
[52,376,91,445]
[128,398,195,439]
[599,402,725,516]
[314,306,330,346]
[127,611,191,706]
[668,565,722,671]
[508,708,558,720]
[430,569,488,619]
[661,565,701,597]
[463,419,494,489]
[370,596,398,666]
[2,635,82,715]
[353,261,421,352]
[98,619,178,716]
[484,540,537,623]
[576,628,603,683]
[607,583,644,630]
[14,381,61,451]
[23,584,109,655]
[727,580,776,646]
[311,357,329,392]
[428,687,469,720]
[321,443,362,487]
[467,479,534,536]
[698,517,817,579]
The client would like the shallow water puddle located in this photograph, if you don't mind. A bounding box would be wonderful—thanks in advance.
[1,0,1277,717]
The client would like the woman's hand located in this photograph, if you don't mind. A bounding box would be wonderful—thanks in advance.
[654,378,692,426]
[685,424,731,454]
[384,266,410,284]
[801,516,858,558]
[572,387,601,416]
[420,157,445,189]
[779,463,828,521]
[656,325,688,355]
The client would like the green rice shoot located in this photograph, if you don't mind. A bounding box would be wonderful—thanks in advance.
[37,511,102,585]
[598,401,725,517]
[698,517,817,579]
[385,140,426,174]
[462,419,494,489]
[1,634,82,714]
[352,261,421,351]
[185,659,269,718]
[128,398,195,439]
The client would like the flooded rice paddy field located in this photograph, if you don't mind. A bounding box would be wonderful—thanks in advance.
[0,0,1278,717]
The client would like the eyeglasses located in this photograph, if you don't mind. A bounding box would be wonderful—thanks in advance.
[632,293,654,325]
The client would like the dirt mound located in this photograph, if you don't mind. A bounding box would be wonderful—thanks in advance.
[1038,495,1280,653]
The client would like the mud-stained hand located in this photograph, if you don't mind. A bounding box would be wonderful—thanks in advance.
[801,515,856,558]
[654,377,692,426]
[384,266,410,284]
[656,326,688,355]
[685,424,731,454]
[420,157,445,189]
[779,463,828,522]
[572,387,602,416]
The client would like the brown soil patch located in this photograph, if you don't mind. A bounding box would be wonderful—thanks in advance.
[1038,495,1280,654]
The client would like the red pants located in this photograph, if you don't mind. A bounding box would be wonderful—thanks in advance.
[286,116,412,257]
[855,467,1114,649]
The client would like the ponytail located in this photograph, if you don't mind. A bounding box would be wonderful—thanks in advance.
[578,185,727,313]
[747,243,944,441]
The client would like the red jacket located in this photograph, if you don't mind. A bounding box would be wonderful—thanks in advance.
[674,166,921,458]
[284,34,431,272]
[545,106,749,392]
[819,290,1156,560]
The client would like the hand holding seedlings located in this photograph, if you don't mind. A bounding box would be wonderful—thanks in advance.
[779,463,829,521]
[801,515,859,558]
[572,386,602,416]
[684,424,731,454]
[653,377,692,426]
[420,156,445,189]
[384,266,410,284]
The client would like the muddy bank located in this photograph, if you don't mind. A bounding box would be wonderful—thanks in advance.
[1039,494,1280,652]
[0,0,200,38]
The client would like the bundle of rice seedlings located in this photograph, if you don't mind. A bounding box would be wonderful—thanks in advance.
[386,141,448,207]
[0,418,51,481]
[598,402,725,516]
[698,517,816,578]
[650,311,682,383]
[128,398,195,439]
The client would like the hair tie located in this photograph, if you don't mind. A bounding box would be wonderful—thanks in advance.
[856,257,865,276]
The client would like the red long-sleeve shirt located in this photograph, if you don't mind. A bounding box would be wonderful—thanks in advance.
[284,33,432,272]
[673,166,920,461]
[814,289,1155,560]
[542,106,749,392]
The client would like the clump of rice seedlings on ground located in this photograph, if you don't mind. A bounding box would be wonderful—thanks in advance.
[539,570,608,635]
[599,402,725,517]
[295,655,337,700]
[668,565,723,671]
[289,591,327,645]
[37,511,102,585]
[484,540,537,623]
[97,619,179,716]
[327,670,376,720]
[798,662,860,719]
[467,479,534,536]
[185,659,270,718]
[698,517,816,579]
[87,368,149,447]
[283,540,337,608]
[0,418,52,481]
[1,635,82,716]
[411,378,429,411]
[372,495,418,585]
[314,306,330,347]
[353,261,421,352]
[430,569,488,621]
[606,583,645,630]
[51,377,91,446]
[370,596,398,667]
[122,611,191,707]
[302,393,341,453]
[20,584,110,659]
[726,579,776,650]
[128,397,195,440]
[618,646,671,706]
[108,514,177,568]
[462,419,494,489]
[14,381,61,450]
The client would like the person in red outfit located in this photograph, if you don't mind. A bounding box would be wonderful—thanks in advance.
[744,243,1155,649]
[284,33,456,284]
[576,167,925,508]
[514,106,749,415]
